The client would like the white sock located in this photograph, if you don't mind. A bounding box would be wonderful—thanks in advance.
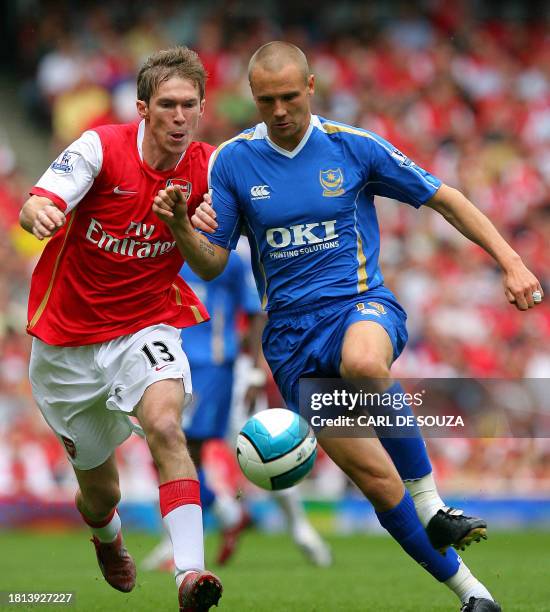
[272,487,308,534]
[212,494,242,530]
[445,561,494,603]
[164,504,205,579]
[84,509,121,543]
[405,472,445,527]
[159,478,205,582]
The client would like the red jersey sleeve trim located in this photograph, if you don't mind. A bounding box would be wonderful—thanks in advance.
[30,187,68,212]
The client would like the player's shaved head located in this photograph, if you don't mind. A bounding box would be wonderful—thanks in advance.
[248,41,310,84]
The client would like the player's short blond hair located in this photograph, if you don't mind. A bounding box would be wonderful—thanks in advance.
[137,46,207,103]
[248,41,310,84]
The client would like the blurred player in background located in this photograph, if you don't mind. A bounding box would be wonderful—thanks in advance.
[155,41,543,611]
[143,239,331,570]
[19,47,223,611]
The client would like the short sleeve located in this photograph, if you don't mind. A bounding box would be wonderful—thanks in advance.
[30,130,103,213]
[365,133,441,208]
[205,148,243,250]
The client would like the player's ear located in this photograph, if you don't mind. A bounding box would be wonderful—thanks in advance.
[307,74,315,96]
[199,97,206,117]
[136,99,149,120]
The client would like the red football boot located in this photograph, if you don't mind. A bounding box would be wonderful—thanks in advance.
[216,511,253,565]
[178,570,223,611]
[91,532,136,592]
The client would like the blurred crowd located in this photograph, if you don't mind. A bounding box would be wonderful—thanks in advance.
[0,0,549,505]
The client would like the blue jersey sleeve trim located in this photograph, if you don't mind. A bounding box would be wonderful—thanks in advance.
[321,120,441,208]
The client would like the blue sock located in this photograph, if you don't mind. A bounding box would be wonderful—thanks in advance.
[372,382,432,480]
[377,490,460,581]
[198,468,216,511]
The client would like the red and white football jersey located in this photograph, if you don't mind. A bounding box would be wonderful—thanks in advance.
[28,121,213,346]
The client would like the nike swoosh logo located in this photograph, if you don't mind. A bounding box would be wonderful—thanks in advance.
[113,186,138,195]
[155,364,170,371]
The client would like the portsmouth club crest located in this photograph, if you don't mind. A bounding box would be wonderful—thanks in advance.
[320,168,344,197]
[166,178,192,201]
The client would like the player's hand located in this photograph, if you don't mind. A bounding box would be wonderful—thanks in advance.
[503,260,544,310]
[32,204,66,240]
[191,193,218,234]
[153,185,188,225]
[244,384,265,412]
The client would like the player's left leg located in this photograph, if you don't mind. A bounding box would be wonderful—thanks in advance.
[107,324,222,609]
[339,317,487,552]
[320,435,499,610]
[135,379,222,610]
[141,437,218,573]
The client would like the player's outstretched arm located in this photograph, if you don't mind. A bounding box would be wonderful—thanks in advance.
[153,185,229,280]
[20,195,66,240]
[425,183,544,311]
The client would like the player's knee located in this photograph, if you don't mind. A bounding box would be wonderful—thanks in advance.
[341,355,390,380]
[146,415,185,454]
[79,484,121,518]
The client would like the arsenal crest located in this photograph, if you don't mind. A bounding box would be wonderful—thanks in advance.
[61,435,77,459]
[166,178,192,201]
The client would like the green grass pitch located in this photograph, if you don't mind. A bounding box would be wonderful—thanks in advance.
[1,529,549,610]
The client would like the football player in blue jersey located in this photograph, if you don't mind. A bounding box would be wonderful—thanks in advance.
[153,41,543,612]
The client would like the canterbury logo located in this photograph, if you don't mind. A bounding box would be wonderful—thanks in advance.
[250,185,270,199]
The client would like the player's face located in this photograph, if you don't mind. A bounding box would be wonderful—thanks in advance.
[251,64,314,151]
[137,77,205,169]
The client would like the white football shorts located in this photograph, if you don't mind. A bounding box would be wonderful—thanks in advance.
[29,324,192,470]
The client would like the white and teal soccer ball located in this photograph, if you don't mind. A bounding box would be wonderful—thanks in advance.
[236,408,317,491]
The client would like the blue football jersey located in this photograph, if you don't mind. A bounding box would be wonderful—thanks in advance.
[207,115,441,311]
[180,248,261,366]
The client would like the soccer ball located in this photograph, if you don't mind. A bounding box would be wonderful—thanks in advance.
[236,408,317,491]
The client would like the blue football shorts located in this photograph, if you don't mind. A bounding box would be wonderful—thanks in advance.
[262,287,408,413]
[182,363,234,439]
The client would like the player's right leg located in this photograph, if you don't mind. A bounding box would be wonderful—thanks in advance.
[319,435,499,609]
[74,455,136,592]
[28,339,138,593]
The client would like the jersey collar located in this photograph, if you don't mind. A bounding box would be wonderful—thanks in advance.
[136,120,186,170]
[255,115,320,159]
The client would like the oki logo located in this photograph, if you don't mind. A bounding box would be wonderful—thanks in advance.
[266,220,338,248]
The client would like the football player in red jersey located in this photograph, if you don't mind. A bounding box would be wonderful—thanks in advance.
[20,47,222,611]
